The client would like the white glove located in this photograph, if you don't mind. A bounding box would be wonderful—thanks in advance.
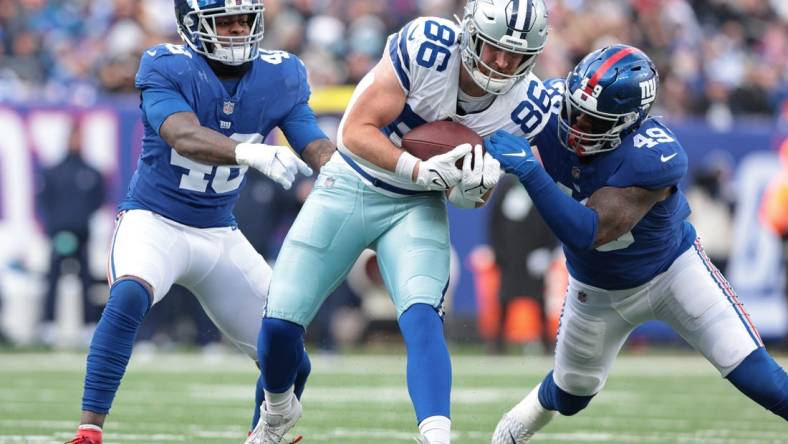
[396,143,471,191]
[235,143,313,190]
[457,146,501,203]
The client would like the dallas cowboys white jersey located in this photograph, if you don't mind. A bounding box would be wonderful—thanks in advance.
[337,17,554,196]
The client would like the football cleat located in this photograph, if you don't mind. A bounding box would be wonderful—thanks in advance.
[65,436,99,444]
[65,426,102,444]
[245,396,303,444]
[491,413,535,444]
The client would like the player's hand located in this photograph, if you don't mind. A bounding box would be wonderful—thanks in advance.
[414,143,471,191]
[235,143,313,190]
[458,145,501,203]
[484,130,536,178]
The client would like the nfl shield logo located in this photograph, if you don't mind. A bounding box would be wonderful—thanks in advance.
[571,166,581,179]
[223,101,235,115]
[577,291,588,303]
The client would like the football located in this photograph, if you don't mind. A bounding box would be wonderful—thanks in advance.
[401,120,484,167]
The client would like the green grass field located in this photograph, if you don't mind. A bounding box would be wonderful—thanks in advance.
[0,351,785,443]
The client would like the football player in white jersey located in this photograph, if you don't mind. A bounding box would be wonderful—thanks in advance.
[249,1,552,443]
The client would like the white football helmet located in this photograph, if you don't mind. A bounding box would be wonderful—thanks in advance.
[460,0,549,95]
[175,0,265,65]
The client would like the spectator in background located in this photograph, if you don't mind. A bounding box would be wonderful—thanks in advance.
[686,150,735,272]
[36,120,105,343]
[761,139,788,241]
[488,176,558,355]
[760,139,788,351]
[1,0,786,120]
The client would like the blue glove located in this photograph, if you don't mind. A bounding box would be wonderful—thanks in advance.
[483,130,537,179]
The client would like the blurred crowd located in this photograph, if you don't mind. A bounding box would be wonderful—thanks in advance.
[1,0,786,122]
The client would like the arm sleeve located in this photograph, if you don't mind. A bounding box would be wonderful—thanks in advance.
[517,166,599,251]
[136,53,193,134]
[279,59,328,153]
[140,87,194,135]
[280,101,327,154]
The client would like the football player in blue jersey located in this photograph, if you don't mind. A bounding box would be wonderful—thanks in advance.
[484,44,788,443]
[66,1,335,443]
[250,1,551,443]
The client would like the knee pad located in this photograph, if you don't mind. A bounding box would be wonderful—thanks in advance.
[726,347,788,420]
[538,371,595,416]
[105,279,152,323]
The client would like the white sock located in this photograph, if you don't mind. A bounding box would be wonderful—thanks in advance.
[418,415,451,444]
[509,383,556,432]
[78,424,102,432]
[264,386,295,414]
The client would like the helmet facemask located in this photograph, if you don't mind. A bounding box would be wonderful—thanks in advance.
[558,88,641,156]
[462,22,538,95]
[179,0,265,65]
[459,0,548,95]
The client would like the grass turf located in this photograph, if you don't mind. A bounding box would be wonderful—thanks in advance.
[0,351,785,443]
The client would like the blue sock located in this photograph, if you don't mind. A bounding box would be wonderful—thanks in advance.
[249,351,311,430]
[82,279,151,413]
[398,304,451,422]
[538,370,595,416]
[258,318,305,393]
[726,347,788,420]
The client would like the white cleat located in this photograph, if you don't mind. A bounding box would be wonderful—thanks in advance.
[491,413,535,444]
[245,396,303,444]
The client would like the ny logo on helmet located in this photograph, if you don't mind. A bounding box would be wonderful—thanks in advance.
[639,78,657,106]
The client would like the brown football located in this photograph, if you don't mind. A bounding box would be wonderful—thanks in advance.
[401,120,484,168]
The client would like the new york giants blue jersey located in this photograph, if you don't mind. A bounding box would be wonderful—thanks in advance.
[121,43,325,228]
[533,79,696,289]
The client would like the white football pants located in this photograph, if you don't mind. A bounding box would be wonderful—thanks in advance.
[554,238,762,396]
[106,209,270,358]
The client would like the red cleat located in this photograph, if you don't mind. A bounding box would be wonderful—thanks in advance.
[65,425,102,444]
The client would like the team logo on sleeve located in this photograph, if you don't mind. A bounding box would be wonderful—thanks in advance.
[639,78,656,105]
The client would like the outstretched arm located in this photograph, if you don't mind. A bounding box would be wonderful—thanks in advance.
[160,111,238,165]
[300,138,336,173]
[158,111,311,190]
[485,130,669,250]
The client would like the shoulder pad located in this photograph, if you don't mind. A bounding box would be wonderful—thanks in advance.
[506,74,555,139]
[255,50,310,103]
[136,44,195,88]
[387,16,460,92]
[609,119,687,189]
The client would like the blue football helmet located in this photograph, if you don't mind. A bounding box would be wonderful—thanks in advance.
[558,44,659,156]
[175,0,265,65]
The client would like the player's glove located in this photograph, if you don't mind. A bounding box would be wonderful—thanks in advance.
[456,145,501,203]
[235,143,313,190]
[484,130,537,180]
[396,143,471,191]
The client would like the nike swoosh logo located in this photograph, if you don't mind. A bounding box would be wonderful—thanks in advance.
[146,49,157,57]
[660,153,677,162]
[502,150,527,157]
